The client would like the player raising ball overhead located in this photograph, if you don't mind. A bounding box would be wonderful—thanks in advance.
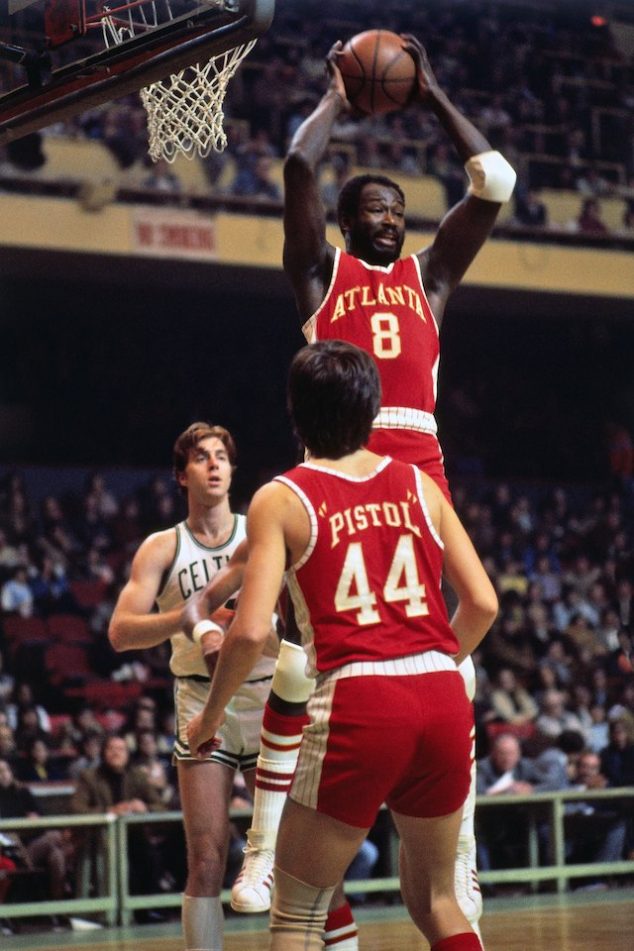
[274,31,513,943]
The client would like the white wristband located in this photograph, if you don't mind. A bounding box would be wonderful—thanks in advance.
[465,149,516,203]
[192,619,223,646]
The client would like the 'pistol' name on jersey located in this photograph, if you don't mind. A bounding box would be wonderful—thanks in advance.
[330,283,428,322]
[328,498,422,548]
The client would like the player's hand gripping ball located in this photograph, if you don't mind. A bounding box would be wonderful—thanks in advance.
[338,29,416,116]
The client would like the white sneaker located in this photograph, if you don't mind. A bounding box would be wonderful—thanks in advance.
[455,837,483,941]
[230,845,275,913]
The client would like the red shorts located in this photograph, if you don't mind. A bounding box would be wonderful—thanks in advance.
[290,659,473,828]
[367,428,452,502]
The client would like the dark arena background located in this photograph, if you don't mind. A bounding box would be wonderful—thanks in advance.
[0,0,633,948]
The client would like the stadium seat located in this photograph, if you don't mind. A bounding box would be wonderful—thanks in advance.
[47,613,93,644]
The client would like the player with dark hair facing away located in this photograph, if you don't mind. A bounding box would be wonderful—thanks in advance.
[188,340,497,951]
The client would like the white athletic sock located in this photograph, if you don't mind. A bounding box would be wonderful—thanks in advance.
[249,713,308,848]
[456,655,483,943]
[182,894,224,951]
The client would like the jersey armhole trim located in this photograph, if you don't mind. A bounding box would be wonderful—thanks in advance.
[302,246,342,338]
[156,524,181,601]
[412,467,444,551]
[411,254,440,337]
[274,476,318,570]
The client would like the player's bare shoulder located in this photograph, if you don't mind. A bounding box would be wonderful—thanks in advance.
[130,525,179,575]
[418,469,445,527]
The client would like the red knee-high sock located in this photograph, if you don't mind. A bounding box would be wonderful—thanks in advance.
[324,900,358,947]
[432,934,482,951]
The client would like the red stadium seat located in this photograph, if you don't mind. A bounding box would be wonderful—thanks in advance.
[47,613,92,644]
[44,643,95,686]
[70,579,108,609]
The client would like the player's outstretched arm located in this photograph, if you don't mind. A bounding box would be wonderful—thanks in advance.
[283,43,349,320]
[424,475,498,663]
[402,35,516,319]
[108,531,182,652]
[187,484,289,755]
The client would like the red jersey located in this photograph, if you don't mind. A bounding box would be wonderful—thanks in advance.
[276,457,458,676]
[302,250,442,472]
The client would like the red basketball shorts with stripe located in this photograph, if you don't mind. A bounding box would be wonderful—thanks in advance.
[291,667,473,828]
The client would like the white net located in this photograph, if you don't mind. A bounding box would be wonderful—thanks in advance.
[96,3,257,163]
[140,40,257,162]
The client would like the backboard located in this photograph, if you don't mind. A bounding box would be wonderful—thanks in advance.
[0,0,275,145]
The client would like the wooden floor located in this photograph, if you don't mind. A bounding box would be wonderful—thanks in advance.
[4,889,634,950]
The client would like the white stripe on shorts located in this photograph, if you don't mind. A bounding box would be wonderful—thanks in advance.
[316,650,456,687]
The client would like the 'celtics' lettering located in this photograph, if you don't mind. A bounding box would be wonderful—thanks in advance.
[178,554,231,599]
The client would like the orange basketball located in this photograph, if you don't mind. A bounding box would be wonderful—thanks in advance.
[338,30,416,116]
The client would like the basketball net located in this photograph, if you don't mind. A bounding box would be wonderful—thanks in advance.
[98,3,256,162]
[140,41,257,162]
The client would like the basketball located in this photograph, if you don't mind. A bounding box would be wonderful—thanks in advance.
[338,29,416,116]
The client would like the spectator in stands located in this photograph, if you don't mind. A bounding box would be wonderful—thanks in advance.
[587,703,610,754]
[67,730,103,782]
[535,689,586,743]
[600,718,634,788]
[230,152,282,200]
[83,472,119,521]
[478,93,512,149]
[535,729,586,790]
[14,707,50,757]
[320,150,352,211]
[1,565,33,617]
[141,158,182,194]
[0,724,17,769]
[132,729,176,807]
[70,733,167,903]
[0,650,14,706]
[28,554,73,617]
[564,750,628,882]
[0,757,72,910]
[0,528,21,574]
[513,188,548,228]
[489,667,539,727]
[17,736,66,783]
[427,140,465,208]
[575,165,613,198]
[574,197,609,235]
[606,630,633,679]
[83,546,115,585]
[110,496,143,555]
[537,638,575,688]
[6,682,51,735]
[476,732,556,872]
[570,684,596,740]
[39,495,81,569]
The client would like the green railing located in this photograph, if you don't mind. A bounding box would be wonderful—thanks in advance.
[1,787,633,926]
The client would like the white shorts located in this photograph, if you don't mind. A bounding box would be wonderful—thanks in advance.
[173,673,273,769]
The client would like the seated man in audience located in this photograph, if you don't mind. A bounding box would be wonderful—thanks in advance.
[70,733,167,910]
[0,757,72,914]
[475,732,555,872]
[564,750,628,887]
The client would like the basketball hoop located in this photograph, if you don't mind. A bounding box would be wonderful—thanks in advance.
[140,40,256,161]
[93,1,258,162]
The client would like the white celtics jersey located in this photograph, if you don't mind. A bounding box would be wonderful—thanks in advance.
[156,515,253,678]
